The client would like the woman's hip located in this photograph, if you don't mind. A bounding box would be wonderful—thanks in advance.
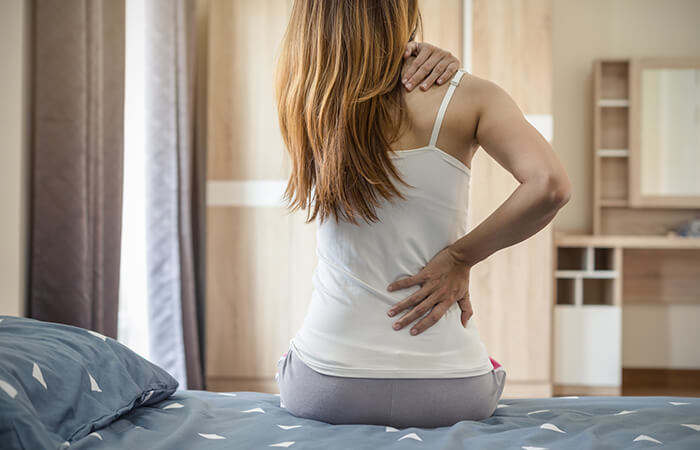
[275,347,506,428]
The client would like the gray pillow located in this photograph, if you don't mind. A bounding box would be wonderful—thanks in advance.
[0,315,178,449]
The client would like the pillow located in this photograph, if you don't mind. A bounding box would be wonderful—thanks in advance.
[0,315,178,449]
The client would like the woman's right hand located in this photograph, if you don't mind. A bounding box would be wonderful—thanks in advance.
[401,41,461,92]
[386,245,475,336]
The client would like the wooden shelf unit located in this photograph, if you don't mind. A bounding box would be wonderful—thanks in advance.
[592,59,700,235]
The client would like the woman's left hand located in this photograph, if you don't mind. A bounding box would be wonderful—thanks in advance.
[386,246,475,336]
[401,41,461,92]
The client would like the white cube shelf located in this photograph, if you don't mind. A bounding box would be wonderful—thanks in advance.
[554,244,622,390]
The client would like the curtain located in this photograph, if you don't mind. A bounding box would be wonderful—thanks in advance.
[29,0,125,338]
[143,0,204,390]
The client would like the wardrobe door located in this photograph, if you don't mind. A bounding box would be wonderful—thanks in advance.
[469,0,554,398]
[206,0,316,393]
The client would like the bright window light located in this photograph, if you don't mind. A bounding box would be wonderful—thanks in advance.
[117,0,150,360]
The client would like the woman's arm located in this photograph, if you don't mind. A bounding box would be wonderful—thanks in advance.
[447,77,571,267]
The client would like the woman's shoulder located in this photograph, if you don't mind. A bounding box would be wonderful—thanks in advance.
[403,71,484,142]
[402,70,488,118]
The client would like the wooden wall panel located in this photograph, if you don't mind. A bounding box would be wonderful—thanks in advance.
[206,207,292,378]
[206,0,304,392]
[470,0,554,397]
[417,0,463,58]
[207,0,293,181]
[206,205,318,390]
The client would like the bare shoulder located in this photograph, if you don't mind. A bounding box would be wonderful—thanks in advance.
[451,72,532,144]
[431,71,486,149]
[451,72,519,117]
[396,69,512,154]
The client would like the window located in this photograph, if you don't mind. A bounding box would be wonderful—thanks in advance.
[117,0,149,360]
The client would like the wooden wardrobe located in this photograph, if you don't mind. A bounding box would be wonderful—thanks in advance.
[205,0,554,398]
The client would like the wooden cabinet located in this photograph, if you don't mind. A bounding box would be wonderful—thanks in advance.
[556,61,700,395]
[553,233,700,396]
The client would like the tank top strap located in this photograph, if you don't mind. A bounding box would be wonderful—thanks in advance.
[428,69,467,147]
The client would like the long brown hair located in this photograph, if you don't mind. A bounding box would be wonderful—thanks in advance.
[275,0,423,225]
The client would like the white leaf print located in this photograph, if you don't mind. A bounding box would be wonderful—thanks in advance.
[87,330,107,341]
[633,434,662,444]
[163,402,184,410]
[398,433,422,441]
[540,423,566,433]
[0,380,18,398]
[87,432,103,440]
[241,407,265,413]
[32,363,47,389]
[198,433,226,439]
[89,373,102,392]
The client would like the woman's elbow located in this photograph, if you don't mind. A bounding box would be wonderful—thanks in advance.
[534,172,572,210]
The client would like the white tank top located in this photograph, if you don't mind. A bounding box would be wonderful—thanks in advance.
[290,69,494,378]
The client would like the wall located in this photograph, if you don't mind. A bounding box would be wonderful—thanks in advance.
[0,0,29,317]
[552,0,700,232]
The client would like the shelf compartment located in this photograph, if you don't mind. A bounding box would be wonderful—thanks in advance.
[556,278,577,305]
[600,61,629,100]
[594,247,615,270]
[600,157,628,202]
[600,107,628,149]
[583,278,615,305]
[557,247,587,270]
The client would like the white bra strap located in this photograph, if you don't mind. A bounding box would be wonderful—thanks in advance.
[429,69,466,147]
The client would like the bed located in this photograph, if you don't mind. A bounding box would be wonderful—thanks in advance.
[2,316,699,449]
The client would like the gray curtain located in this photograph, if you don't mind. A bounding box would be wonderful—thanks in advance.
[144,0,204,390]
[29,0,125,338]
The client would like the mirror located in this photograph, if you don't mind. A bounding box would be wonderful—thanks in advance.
[629,58,700,208]
[640,68,700,197]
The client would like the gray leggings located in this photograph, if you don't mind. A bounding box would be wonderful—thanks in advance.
[275,346,506,428]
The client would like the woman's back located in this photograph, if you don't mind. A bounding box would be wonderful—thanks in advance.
[289,68,495,379]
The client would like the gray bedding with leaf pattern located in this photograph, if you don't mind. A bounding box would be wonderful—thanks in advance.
[68,390,700,449]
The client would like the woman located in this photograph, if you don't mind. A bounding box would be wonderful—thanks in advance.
[274,0,571,429]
